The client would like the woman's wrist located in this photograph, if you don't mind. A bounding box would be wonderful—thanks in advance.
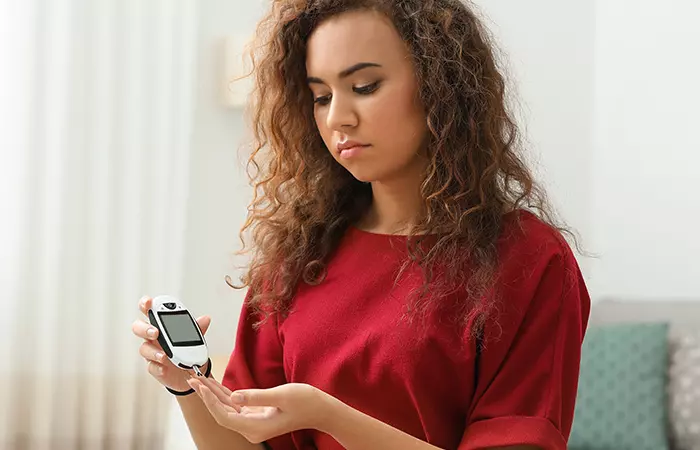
[314,389,347,435]
[167,359,212,395]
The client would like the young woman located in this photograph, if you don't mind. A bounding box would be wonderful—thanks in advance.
[133,1,590,449]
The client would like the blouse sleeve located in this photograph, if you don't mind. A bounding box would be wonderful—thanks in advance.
[221,292,294,450]
[459,248,591,450]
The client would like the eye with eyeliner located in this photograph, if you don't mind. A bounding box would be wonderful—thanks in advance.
[314,95,331,106]
[313,81,382,106]
[353,81,381,95]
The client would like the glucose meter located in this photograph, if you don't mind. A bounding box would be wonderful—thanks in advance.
[147,295,208,375]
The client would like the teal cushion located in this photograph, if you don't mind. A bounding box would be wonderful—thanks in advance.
[569,323,669,450]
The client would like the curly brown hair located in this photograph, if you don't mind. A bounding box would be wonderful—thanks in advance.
[228,0,571,332]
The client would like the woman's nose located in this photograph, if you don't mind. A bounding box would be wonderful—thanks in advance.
[326,95,359,131]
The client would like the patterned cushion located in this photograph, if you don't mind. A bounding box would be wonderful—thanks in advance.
[569,323,669,450]
[669,328,700,450]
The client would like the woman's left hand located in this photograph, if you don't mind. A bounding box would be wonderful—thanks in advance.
[187,375,333,444]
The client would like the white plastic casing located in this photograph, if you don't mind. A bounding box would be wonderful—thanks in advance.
[148,295,208,370]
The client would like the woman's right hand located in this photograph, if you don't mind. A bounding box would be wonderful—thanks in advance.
[132,296,212,393]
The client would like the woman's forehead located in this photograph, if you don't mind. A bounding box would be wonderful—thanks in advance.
[305,10,408,77]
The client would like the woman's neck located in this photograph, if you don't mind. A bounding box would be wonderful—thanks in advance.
[357,170,425,236]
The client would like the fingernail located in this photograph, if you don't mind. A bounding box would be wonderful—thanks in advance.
[147,328,157,337]
[231,393,245,403]
[155,352,164,361]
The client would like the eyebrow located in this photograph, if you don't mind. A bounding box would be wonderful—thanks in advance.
[307,62,382,85]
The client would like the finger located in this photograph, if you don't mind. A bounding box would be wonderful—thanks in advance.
[198,375,231,401]
[238,406,278,420]
[198,375,241,412]
[188,378,237,411]
[199,372,233,396]
[196,315,211,335]
[193,380,240,419]
[231,388,279,407]
[139,341,166,363]
[139,296,152,315]
[132,319,159,340]
[147,361,166,380]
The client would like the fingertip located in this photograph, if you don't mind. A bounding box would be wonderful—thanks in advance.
[198,384,211,399]
[139,296,152,312]
[147,361,164,377]
[197,315,212,334]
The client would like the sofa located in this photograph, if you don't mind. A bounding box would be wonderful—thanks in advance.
[570,299,700,450]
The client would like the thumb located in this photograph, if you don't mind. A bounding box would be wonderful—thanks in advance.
[196,315,212,335]
[231,387,282,407]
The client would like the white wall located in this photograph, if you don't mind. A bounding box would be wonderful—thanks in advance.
[589,0,700,300]
[470,1,700,301]
[180,0,266,357]
[475,0,596,276]
[167,3,267,448]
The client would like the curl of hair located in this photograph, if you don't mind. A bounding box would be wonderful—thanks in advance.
[229,0,575,334]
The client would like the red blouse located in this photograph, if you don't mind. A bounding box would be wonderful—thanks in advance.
[222,211,590,449]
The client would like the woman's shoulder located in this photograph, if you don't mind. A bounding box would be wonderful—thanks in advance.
[482,209,590,343]
[495,209,585,307]
[499,209,577,264]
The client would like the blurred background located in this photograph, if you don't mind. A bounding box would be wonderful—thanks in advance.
[0,0,698,449]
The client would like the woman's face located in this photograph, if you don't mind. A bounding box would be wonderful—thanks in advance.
[306,9,429,183]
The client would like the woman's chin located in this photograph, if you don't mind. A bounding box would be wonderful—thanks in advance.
[347,166,407,185]
[347,169,379,184]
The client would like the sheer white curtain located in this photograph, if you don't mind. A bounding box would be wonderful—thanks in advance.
[0,0,198,448]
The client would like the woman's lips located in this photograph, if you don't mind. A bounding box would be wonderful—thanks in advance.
[338,143,371,160]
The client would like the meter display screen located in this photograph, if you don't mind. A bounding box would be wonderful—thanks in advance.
[159,311,203,346]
